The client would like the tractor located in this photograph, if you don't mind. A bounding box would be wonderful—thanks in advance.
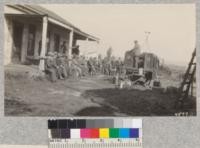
[122,50,160,87]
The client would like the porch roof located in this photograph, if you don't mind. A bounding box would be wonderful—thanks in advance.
[5,5,99,42]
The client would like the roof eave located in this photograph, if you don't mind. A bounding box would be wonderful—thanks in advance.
[6,4,100,42]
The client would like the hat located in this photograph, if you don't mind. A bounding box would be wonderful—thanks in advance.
[47,52,54,56]
[58,53,63,57]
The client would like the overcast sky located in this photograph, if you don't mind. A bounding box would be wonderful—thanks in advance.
[41,4,195,66]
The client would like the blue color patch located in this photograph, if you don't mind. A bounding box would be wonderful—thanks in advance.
[130,128,139,138]
[119,128,130,138]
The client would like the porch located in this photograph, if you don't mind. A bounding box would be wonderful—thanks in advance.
[4,8,99,71]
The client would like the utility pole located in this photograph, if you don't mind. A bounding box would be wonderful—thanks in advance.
[145,31,151,52]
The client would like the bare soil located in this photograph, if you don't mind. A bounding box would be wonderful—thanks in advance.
[4,65,196,116]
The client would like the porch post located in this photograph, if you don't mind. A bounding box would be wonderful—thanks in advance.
[67,29,74,66]
[21,24,29,63]
[39,15,48,71]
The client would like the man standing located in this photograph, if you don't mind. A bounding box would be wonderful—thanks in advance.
[72,45,80,56]
[131,40,141,68]
[60,41,68,54]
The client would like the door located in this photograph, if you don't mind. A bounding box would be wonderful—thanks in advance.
[27,24,36,56]
[54,33,60,52]
[12,21,23,63]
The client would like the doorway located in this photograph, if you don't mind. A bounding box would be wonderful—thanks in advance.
[54,33,60,52]
[27,24,36,56]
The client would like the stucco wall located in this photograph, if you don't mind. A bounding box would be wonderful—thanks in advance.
[4,16,13,65]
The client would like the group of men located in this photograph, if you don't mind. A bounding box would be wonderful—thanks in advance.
[44,52,126,82]
[45,52,68,82]
[44,40,143,83]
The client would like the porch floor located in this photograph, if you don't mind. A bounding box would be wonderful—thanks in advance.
[5,64,40,79]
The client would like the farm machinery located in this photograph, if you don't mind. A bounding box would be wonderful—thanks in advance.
[116,50,161,89]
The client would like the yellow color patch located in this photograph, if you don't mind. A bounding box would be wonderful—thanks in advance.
[99,128,109,138]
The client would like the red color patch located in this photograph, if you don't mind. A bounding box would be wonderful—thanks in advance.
[90,128,99,138]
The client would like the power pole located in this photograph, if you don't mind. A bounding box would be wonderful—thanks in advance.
[145,31,151,52]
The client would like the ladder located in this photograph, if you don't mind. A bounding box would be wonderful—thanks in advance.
[177,49,196,108]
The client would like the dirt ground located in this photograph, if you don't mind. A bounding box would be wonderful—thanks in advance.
[4,65,196,116]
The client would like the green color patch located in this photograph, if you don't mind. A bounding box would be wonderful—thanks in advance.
[109,128,119,138]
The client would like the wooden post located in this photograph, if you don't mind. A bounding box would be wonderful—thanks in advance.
[39,16,48,71]
[21,24,29,63]
[68,29,74,59]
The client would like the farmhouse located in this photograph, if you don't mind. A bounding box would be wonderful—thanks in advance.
[4,5,99,71]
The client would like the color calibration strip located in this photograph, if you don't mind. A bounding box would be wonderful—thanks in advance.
[48,119,142,148]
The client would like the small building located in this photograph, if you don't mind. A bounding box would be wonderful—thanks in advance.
[4,5,99,71]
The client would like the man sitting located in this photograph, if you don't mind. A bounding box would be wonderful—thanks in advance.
[45,52,58,82]
[71,55,82,78]
[56,53,68,79]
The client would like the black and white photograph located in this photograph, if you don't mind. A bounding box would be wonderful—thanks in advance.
[4,4,196,116]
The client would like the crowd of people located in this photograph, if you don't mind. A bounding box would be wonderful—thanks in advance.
[44,40,155,90]
[44,52,125,82]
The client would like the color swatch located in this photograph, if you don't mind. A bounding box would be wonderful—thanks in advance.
[48,119,142,139]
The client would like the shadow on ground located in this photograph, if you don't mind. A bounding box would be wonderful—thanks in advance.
[75,88,196,116]
[75,105,116,116]
[4,96,34,116]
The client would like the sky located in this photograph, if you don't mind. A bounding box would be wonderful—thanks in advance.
[41,4,196,66]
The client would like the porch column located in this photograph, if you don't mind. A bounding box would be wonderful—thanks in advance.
[39,15,48,71]
[21,24,29,63]
[68,29,74,60]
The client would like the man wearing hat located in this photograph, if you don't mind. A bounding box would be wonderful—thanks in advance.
[52,52,64,80]
[131,40,141,68]
[60,41,68,54]
[45,52,58,82]
[56,53,68,79]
